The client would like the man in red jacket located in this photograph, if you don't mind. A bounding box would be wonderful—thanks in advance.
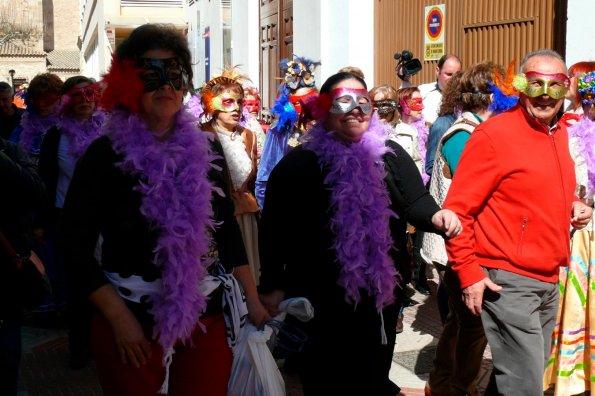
[443,49,593,396]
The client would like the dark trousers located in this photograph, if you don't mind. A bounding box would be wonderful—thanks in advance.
[429,266,487,396]
[0,321,21,396]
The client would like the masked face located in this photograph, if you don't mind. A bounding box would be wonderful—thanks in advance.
[244,97,260,115]
[324,79,372,143]
[329,88,373,115]
[67,84,101,105]
[400,96,424,115]
[212,92,243,113]
[65,82,99,120]
[523,71,569,100]
[519,56,568,126]
[289,90,318,117]
[138,57,188,92]
[373,99,398,120]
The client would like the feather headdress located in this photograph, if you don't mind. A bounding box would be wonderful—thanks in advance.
[578,71,595,105]
[489,60,520,113]
[201,65,251,115]
[279,55,321,92]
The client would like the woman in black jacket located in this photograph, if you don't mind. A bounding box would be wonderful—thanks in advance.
[258,71,461,396]
[60,24,268,395]
[0,137,46,396]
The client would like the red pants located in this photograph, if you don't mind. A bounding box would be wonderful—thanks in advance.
[91,312,232,396]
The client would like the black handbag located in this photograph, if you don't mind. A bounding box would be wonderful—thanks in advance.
[0,231,52,310]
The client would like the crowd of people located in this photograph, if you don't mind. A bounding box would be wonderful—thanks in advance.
[2,22,595,396]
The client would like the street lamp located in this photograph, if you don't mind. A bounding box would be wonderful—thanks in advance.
[8,69,15,91]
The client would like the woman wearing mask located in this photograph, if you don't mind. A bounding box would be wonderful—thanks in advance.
[258,71,461,395]
[61,24,268,396]
[38,75,104,368]
[201,70,261,282]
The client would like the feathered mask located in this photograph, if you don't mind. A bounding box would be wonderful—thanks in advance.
[201,66,250,115]
[279,55,321,91]
[578,71,595,105]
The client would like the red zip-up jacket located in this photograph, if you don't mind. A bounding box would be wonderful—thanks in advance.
[444,105,578,289]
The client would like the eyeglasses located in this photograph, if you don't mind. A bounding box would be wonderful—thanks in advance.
[138,57,188,92]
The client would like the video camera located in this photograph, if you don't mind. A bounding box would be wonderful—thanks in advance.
[394,50,422,79]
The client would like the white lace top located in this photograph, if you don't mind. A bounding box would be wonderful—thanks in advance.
[216,131,253,191]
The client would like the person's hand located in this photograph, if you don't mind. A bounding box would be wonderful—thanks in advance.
[462,277,502,316]
[571,201,593,230]
[246,295,271,329]
[109,309,152,368]
[259,289,285,317]
[431,209,462,238]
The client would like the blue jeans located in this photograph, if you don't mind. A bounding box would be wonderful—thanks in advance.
[0,321,21,396]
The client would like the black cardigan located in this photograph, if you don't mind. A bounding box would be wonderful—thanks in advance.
[258,139,441,301]
[59,135,248,321]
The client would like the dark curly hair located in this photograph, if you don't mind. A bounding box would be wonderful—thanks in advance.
[26,73,63,106]
[437,71,463,117]
[320,72,367,94]
[116,23,193,84]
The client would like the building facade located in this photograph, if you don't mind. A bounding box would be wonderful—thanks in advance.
[0,0,81,89]
[79,0,186,80]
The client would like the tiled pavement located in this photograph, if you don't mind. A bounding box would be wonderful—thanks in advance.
[17,270,493,396]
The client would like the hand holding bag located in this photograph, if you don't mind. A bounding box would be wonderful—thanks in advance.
[228,322,286,396]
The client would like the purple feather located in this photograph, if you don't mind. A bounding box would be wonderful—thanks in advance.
[19,110,59,153]
[569,117,595,195]
[58,111,106,161]
[413,118,430,185]
[104,107,218,363]
[186,95,204,119]
[301,114,399,310]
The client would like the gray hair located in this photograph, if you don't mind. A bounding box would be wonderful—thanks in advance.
[0,81,13,95]
[520,49,566,73]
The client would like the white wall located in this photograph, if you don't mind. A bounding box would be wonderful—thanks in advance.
[565,0,595,67]
[231,0,259,85]
[294,0,374,89]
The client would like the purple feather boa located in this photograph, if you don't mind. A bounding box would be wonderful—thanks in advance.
[186,95,204,119]
[58,111,106,161]
[413,118,430,185]
[569,117,595,194]
[19,110,59,153]
[301,114,399,310]
[104,107,218,363]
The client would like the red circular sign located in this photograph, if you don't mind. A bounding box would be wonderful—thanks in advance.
[426,7,443,40]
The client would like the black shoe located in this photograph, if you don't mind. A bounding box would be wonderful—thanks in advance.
[415,283,432,296]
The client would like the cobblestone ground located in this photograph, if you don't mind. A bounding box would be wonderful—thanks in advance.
[16,271,559,396]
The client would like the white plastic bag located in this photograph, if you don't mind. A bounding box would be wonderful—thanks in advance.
[228,323,286,396]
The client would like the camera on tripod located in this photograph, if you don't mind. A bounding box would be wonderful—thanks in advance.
[394,50,422,78]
